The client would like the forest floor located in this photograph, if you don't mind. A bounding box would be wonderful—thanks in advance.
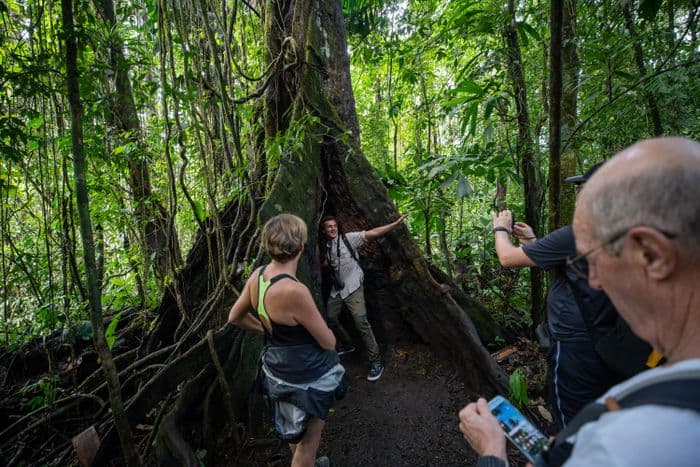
[229,340,550,467]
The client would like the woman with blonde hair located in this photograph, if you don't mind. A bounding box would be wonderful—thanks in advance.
[229,213,344,467]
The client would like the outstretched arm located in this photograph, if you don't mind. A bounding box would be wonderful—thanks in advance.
[492,210,536,268]
[365,215,407,241]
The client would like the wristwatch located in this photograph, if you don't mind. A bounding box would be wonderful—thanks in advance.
[492,227,510,233]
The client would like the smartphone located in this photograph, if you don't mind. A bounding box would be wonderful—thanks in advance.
[488,395,548,463]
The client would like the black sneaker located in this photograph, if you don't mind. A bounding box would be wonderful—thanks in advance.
[367,360,384,381]
[337,345,356,356]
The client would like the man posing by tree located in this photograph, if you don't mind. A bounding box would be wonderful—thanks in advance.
[321,215,406,381]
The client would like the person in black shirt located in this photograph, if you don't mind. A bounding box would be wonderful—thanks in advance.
[491,164,621,428]
[461,137,700,467]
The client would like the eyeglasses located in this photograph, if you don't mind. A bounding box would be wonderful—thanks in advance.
[566,225,677,279]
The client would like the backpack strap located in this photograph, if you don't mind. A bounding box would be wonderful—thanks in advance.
[340,233,362,267]
[536,369,700,466]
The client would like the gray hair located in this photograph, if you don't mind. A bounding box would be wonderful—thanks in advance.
[587,151,700,257]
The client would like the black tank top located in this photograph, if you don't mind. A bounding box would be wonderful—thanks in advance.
[256,266,316,346]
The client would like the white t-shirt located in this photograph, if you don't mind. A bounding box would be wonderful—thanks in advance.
[327,231,365,299]
[565,358,700,466]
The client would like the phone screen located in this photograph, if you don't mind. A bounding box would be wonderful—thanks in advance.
[488,396,548,462]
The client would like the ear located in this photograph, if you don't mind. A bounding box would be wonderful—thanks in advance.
[625,227,677,280]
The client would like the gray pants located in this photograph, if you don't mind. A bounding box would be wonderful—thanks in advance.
[326,285,380,362]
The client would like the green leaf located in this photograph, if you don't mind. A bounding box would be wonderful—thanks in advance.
[0,184,18,197]
[613,70,635,81]
[105,310,123,350]
[428,164,446,179]
[456,175,473,198]
[482,122,494,144]
[193,201,205,222]
[27,395,45,410]
[455,79,483,95]
[518,21,540,41]
[483,95,496,121]
[439,171,459,191]
[468,102,478,137]
[508,369,529,408]
[445,95,470,107]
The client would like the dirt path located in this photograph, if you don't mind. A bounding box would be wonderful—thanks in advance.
[318,343,478,466]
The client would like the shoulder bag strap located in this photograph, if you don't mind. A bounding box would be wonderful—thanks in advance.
[341,233,361,266]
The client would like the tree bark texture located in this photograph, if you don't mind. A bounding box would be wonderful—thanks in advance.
[559,0,579,225]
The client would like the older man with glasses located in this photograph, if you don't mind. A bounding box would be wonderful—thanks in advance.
[491,162,652,430]
[462,137,700,467]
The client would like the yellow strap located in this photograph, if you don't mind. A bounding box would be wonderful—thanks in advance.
[646,350,663,368]
[257,270,272,332]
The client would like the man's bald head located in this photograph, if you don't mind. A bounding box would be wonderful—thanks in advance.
[578,137,700,258]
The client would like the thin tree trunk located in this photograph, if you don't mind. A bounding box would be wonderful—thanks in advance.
[424,206,432,258]
[667,0,676,54]
[503,0,544,325]
[560,0,579,225]
[1,172,8,345]
[622,1,664,136]
[548,0,563,232]
[60,0,140,464]
[437,190,454,279]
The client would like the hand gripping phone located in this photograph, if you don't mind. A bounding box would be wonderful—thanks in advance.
[488,395,548,463]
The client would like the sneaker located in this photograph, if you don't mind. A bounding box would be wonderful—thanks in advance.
[337,345,356,356]
[315,456,330,467]
[367,360,384,381]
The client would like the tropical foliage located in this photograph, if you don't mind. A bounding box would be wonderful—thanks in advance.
[1,0,698,342]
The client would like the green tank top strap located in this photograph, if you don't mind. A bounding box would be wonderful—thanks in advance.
[256,266,298,334]
[257,266,272,331]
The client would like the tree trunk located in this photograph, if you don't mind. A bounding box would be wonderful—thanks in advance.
[60,0,140,464]
[437,189,454,279]
[621,1,664,136]
[548,0,563,232]
[257,0,505,392]
[502,0,544,326]
[559,0,579,225]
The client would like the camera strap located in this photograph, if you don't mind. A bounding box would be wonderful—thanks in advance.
[340,233,361,268]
